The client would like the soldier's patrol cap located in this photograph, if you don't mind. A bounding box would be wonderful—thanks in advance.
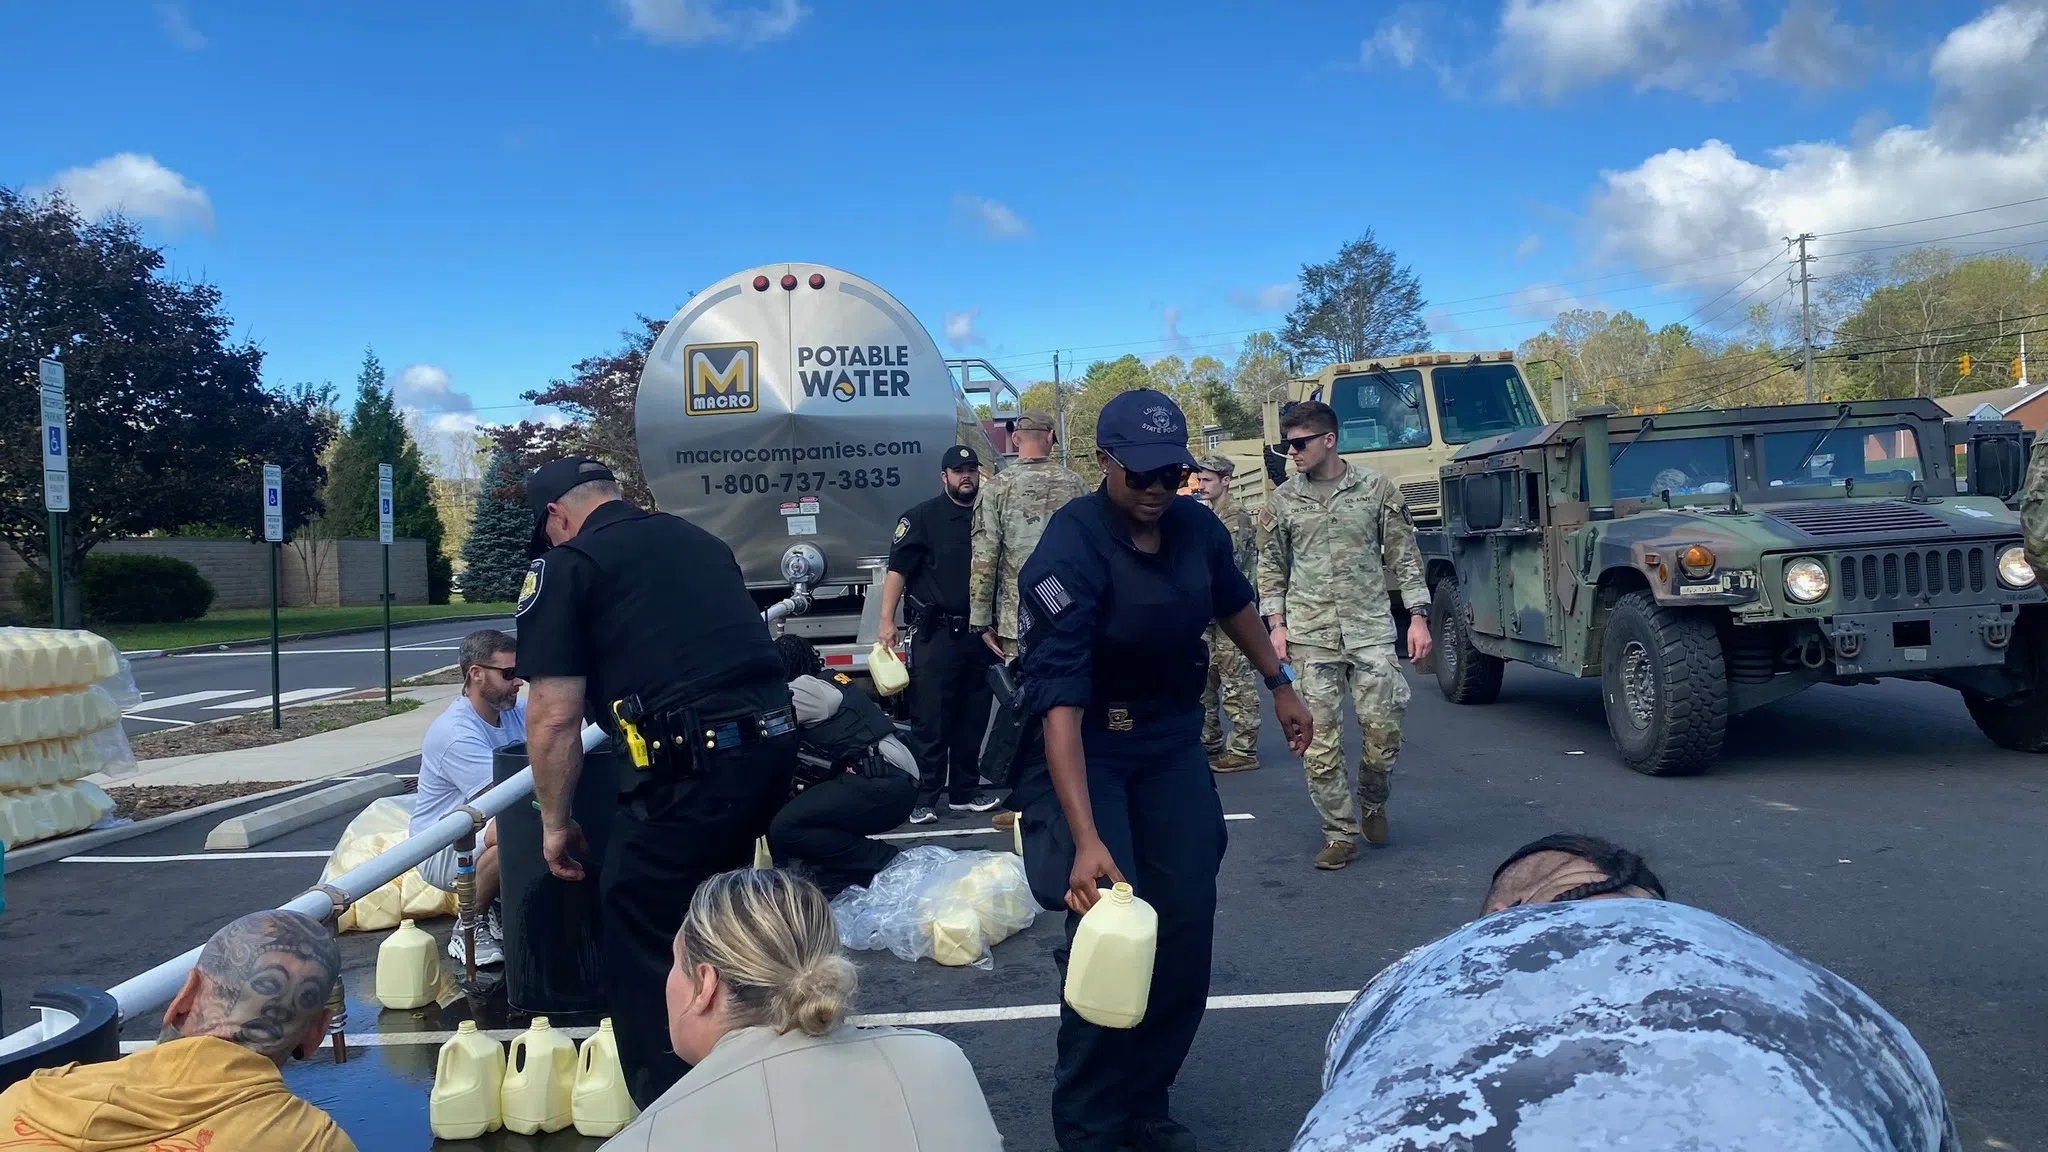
[1013,410,1056,433]
[1196,454,1237,477]
[1096,388,1199,474]
[942,445,980,470]
[526,457,616,559]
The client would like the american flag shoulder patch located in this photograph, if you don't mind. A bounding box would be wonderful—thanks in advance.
[1034,574,1073,617]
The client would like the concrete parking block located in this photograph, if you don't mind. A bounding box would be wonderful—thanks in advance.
[204,774,407,851]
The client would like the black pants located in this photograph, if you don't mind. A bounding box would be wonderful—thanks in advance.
[1018,710,1228,1152]
[599,732,796,1109]
[767,770,917,896]
[907,623,994,806]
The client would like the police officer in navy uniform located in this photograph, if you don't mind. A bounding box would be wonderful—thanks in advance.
[881,444,1000,822]
[1009,391,1314,1152]
[511,457,798,1109]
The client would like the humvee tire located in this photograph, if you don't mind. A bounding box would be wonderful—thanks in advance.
[1600,591,1727,775]
[1964,692,2048,752]
[1432,578,1503,705]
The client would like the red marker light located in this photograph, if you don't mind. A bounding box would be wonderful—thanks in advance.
[809,273,825,289]
[780,274,798,290]
[753,275,770,291]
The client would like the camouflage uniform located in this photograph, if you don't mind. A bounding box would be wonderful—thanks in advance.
[969,449,1089,655]
[2021,435,2048,586]
[1258,461,1425,846]
[1199,459,1262,764]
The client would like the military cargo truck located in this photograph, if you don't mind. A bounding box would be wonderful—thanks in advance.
[1423,398,2041,774]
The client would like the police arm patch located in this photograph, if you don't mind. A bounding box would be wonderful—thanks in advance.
[516,559,544,616]
[894,516,910,542]
[1034,574,1073,617]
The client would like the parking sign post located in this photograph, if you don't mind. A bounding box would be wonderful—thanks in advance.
[263,464,284,729]
[379,463,393,704]
[39,358,67,627]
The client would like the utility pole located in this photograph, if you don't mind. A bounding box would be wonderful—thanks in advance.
[1052,351,1069,465]
[1788,233,1817,402]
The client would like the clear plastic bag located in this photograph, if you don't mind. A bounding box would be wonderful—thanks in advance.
[318,795,461,933]
[830,844,1038,970]
[82,722,139,782]
[94,649,142,711]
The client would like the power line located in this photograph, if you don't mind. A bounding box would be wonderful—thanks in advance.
[1816,194,2048,237]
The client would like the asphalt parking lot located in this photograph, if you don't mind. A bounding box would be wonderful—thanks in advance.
[3,662,2042,1151]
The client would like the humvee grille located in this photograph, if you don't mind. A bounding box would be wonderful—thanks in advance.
[1399,480,1440,513]
[1766,501,1952,538]
[1837,545,1990,606]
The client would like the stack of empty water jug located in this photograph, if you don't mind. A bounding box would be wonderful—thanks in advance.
[0,628,141,851]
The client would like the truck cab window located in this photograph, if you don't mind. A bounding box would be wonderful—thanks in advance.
[1606,435,1735,500]
[1329,369,1429,452]
[1760,425,1923,489]
[1434,364,1544,444]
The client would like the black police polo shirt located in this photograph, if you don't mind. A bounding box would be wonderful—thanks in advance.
[886,493,974,616]
[514,500,784,716]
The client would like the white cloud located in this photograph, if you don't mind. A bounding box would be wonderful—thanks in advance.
[1931,2,2048,145]
[1507,282,1597,322]
[944,309,985,350]
[1229,282,1295,313]
[156,1,204,50]
[1496,0,1746,100]
[1748,1,1876,89]
[1427,306,1480,347]
[952,195,1029,241]
[1515,233,1543,261]
[394,364,476,413]
[1361,12,1422,68]
[619,0,804,45]
[1162,307,1191,357]
[27,154,213,230]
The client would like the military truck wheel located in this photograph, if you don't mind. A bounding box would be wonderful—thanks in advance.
[1600,591,1727,776]
[1431,578,1502,705]
[1964,692,2048,752]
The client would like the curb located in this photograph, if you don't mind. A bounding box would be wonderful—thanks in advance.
[3,779,331,874]
[205,774,405,851]
[121,613,514,660]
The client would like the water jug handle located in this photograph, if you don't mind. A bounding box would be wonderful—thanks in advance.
[511,1041,526,1072]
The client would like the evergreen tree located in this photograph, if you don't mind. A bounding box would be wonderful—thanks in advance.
[460,448,532,603]
[326,348,453,602]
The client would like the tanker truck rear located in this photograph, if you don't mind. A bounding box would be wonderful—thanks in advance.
[635,263,1014,681]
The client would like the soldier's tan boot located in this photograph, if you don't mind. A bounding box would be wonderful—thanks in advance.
[991,810,1017,829]
[1209,752,1258,773]
[1314,840,1356,870]
[1361,805,1389,847]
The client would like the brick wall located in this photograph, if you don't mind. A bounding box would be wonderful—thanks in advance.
[0,538,428,612]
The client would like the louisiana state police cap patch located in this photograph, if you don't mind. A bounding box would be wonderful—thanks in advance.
[516,559,544,615]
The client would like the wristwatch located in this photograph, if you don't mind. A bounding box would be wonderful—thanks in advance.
[1263,664,1294,690]
[1410,604,1431,621]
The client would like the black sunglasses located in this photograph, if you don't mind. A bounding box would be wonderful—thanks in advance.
[1280,433,1328,453]
[1109,453,1191,492]
[477,664,522,681]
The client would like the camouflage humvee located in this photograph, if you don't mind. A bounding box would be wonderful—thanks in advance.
[1422,397,2041,774]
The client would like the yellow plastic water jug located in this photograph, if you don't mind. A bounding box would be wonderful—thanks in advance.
[502,1016,577,1134]
[1064,882,1157,1029]
[1013,816,1023,856]
[869,642,909,696]
[571,1018,639,1137]
[929,906,985,967]
[429,1020,506,1139]
[753,836,773,869]
[375,919,439,1010]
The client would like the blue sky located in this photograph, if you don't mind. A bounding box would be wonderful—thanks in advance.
[5,1,2045,468]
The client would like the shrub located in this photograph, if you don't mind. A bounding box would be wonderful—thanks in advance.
[12,553,216,625]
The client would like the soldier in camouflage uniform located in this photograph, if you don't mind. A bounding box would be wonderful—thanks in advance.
[1259,401,1432,870]
[2021,433,2048,587]
[969,409,1089,659]
[1194,453,1262,771]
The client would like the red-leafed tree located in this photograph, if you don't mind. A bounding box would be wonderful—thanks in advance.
[488,316,668,507]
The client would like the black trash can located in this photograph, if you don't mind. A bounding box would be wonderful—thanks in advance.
[493,739,618,1018]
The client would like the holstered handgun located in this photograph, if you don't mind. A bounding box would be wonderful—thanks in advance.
[979,660,1027,788]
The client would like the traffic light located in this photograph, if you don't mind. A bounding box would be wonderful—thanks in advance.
[2016,356,2027,379]
[1959,352,1972,377]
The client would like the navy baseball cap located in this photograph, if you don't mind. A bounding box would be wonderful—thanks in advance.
[1095,389,1198,474]
[527,457,616,558]
[942,445,980,470]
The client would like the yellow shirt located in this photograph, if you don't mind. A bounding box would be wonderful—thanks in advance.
[0,1036,356,1152]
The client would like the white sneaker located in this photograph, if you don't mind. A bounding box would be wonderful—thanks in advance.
[447,918,505,968]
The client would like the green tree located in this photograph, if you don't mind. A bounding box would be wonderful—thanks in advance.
[488,316,664,507]
[0,187,334,624]
[460,447,532,603]
[1281,231,1430,369]
[326,348,452,602]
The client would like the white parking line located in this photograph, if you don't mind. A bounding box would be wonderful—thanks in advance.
[203,687,350,709]
[63,851,333,864]
[123,690,246,713]
[116,988,1356,1052]
[172,648,458,658]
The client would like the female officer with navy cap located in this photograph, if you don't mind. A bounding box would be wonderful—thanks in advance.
[1008,388,1313,1152]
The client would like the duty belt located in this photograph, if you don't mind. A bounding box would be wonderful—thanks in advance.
[916,607,971,633]
[610,695,795,793]
[1089,697,1181,732]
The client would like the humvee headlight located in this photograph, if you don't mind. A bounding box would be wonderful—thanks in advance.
[1997,545,2036,588]
[1784,558,1830,603]
[1680,545,1716,577]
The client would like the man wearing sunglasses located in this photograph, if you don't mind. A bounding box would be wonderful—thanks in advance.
[410,628,527,967]
[1258,400,1431,870]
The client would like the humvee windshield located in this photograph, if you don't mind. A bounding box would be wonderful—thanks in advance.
[1435,363,1545,443]
[1609,434,1736,499]
[1760,424,1924,488]
[1329,368,1430,452]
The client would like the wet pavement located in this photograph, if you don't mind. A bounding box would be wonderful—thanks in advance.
[5,662,2045,1150]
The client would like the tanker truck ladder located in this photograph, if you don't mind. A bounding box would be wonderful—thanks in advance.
[950,358,1023,439]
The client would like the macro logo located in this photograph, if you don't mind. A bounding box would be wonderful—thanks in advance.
[685,342,758,415]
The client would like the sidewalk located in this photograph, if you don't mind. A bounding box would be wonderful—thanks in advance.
[93,685,466,788]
